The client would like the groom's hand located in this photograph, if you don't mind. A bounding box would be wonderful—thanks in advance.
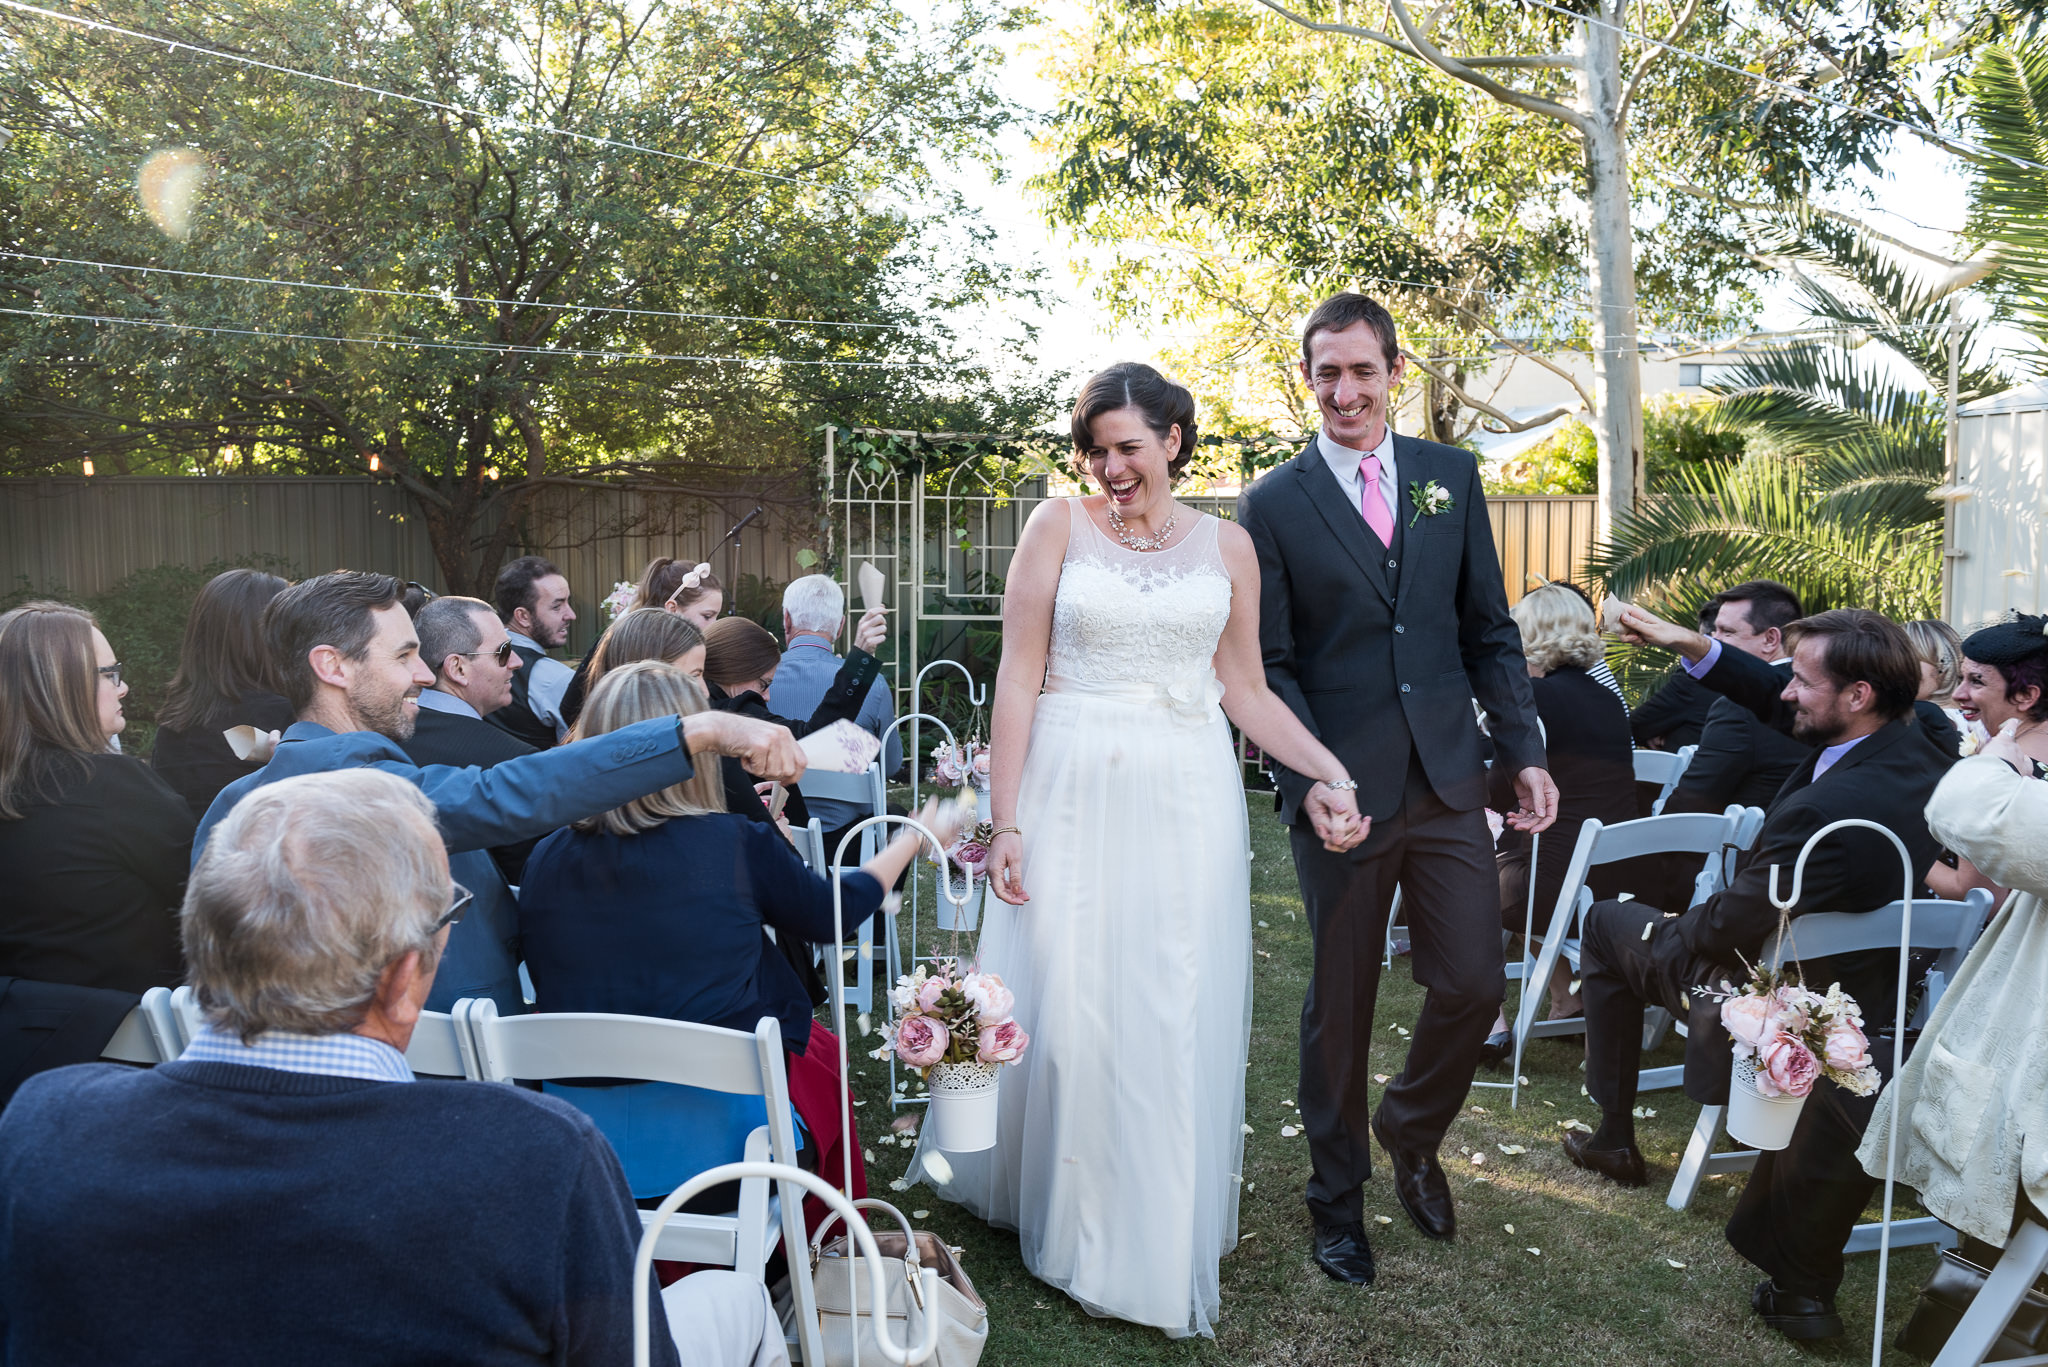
[1506,767,1559,833]
[1305,785,1368,853]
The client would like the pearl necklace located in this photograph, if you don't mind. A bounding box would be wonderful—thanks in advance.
[1107,502,1177,552]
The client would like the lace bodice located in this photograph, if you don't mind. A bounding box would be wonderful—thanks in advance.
[1045,500,1233,689]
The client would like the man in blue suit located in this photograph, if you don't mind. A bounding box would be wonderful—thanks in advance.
[195,571,804,1014]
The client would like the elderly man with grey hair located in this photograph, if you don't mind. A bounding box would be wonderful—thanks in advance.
[776,574,901,843]
[0,768,785,1367]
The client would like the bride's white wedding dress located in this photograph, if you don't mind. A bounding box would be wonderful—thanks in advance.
[917,500,1251,1339]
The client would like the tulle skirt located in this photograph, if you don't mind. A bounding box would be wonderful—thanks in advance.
[916,678,1252,1338]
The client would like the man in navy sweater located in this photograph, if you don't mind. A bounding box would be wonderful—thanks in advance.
[0,768,777,1366]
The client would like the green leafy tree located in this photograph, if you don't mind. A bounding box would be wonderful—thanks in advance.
[0,0,1053,592]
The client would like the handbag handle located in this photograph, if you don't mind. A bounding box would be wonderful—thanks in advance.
[810,1196,922,1270]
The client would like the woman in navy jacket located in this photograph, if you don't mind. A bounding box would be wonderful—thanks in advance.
[518,660,965,1198]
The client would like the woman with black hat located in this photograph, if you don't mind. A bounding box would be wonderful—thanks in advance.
[1926,613,2048,899]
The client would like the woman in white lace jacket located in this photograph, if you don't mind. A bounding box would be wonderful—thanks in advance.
[1858,734,2048,1244]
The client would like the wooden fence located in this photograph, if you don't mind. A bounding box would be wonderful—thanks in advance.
[0,476,814,654]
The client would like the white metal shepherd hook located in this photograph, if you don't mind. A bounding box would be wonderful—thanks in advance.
[1765,817,1916,1367]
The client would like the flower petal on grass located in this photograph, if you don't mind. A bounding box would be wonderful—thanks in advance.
[1666,1259,1687,1269]
[1374,1074,1390,1084]
[912,1210,930,1220]
[1470,1153,1485,1165]
[1374,1215,1393,1225]
[1504,1224,1515,1234]
[1526,1247,1542,1257]
[1280,1125,1300,1138]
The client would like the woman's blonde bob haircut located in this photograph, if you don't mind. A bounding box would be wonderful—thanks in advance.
[1512,582,1604,674]
[571,660,726,833]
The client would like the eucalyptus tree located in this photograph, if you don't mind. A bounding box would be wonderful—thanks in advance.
[0,0,1048,591]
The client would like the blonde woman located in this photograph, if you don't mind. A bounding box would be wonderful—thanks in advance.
[1479,583,1637,1054]
[0,602,195,993]
[516,660,965,1200]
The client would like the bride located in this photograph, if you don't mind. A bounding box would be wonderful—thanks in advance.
[915,362,1366,1337]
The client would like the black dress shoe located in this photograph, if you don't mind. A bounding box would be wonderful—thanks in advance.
[1560,1130,1648,1187]
[1312,1221,1377,1285]
[1751,1279,1843,1339]
[1370,1112,1456,1241]
[1476,1029,1514,1068]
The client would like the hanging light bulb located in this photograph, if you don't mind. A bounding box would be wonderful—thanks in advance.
[368,453,380,472]
[81,458,95,477]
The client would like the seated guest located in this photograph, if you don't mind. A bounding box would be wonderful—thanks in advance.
[1480,583,1637,1059]
[403,595,540,885]
[0,602,193,992]
[150,568,297,817]
[1575,605,1949,1341]
[486,555,578,748]
[519,661,966,1202]
[775,575,906,853]
[1629,597,1724,752]
[0,766,780,1366]
[1925,614,2048,900]
[1663,581,1809,816]
[196,571,803,1016]
[1903,617,1967,744]
[1857,722,2048,1256]
[560,557,724,725]
[1535,580,1628,708]
[586,607,707,690]
[704,614,889,740]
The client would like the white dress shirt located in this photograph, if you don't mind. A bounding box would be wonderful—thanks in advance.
[1316,425,1399,520]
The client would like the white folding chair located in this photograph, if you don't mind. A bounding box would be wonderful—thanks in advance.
[1633,744,1699,816]
[1665,887,1996,1256]
[804,763,891,1011]
[1509,805,1766,1099]
[1931,1219,2048,1366]
[99,997,170,1065]
[167,983,480,1079]
[133,985,183,1062]
[464,1003,822,1366]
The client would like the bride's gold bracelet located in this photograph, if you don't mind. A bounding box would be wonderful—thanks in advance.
[990,825,1023,840]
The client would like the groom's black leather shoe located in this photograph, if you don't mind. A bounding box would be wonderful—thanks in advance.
[1312,1222,1376,1285]
[1370,1112,1456,1241]
[1751,1279,1843,1340]
[1560,1130,1648,1187]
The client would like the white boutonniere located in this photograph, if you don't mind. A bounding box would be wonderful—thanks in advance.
[1408,479,1455,527]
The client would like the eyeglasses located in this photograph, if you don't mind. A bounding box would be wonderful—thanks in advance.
[96,662,123,688]
[458,641,517,667]
[431,883,473,934]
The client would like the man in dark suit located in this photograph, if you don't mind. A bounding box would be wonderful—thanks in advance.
[1238,292,1556,1285]
[486,555,577,750]
[404,596,539,885]
[1567,605,1951,1340]
[1665,581,1809,815]
[1630,598,1723,752]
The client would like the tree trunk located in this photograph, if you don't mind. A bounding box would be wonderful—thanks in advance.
[1576,3,1643,538]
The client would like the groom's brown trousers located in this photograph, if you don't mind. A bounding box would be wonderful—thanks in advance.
[1293,753,1503,1229]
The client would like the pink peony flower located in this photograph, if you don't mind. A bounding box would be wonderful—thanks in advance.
[976,1018,1029,1064]
[951,840,988,870]
[1758,1032,1820,1098]
[895,1015,949,1068]
[1823,1020,1871,1072]
[916,977,948,1013]
[1721,993,1776,1050]
[961,972,1014,1023]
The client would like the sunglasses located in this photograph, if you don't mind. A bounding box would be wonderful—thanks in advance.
[458,640,517,667]
[431,883,474,934]
[404,581,438,603]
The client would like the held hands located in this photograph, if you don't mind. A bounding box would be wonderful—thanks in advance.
[1304,783,1369,853]
[852,604,888,655]
[988,830,1028,906]
[1506,766,1560,833]
[683,712,806,783]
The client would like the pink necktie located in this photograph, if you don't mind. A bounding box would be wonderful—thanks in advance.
[1359,454,1394,546]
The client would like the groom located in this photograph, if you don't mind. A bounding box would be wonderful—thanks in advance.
[1238,292,1557,1284]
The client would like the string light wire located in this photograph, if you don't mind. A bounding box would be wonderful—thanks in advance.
[0,249,903,330]
[0,0,863,190]
[0,305,944,368]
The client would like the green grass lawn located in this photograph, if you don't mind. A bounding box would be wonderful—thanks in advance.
[838,791,1940,1366]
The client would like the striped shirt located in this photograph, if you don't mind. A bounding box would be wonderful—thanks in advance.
[181,1022,414,1084]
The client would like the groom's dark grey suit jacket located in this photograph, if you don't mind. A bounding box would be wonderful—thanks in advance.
[1236,434,1545,830]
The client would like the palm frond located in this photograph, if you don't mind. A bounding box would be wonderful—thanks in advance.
[1806,420,1945,527]
[1969,41,2048,348]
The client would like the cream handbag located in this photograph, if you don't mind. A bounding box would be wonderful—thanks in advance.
[807,1198,988,1367]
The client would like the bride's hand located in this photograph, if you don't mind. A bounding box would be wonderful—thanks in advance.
[987,830,1029,905]
[1304,784,1368,853]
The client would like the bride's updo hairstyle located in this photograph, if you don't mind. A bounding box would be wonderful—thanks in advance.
[1069,362,1199,482]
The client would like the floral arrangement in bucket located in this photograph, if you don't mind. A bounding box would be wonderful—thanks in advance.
[875,959,1028,1152]
[1711,959,1878,1149]
[934,820,994,932]
[929,737,990,793]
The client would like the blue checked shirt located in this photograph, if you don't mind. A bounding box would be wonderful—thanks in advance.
[182,1022,414,1083]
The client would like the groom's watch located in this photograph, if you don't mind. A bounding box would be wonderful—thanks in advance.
[1319,779,1359,792]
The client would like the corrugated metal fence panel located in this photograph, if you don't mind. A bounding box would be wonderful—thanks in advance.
[1,477,810,655]
[1488,496,1599,604]
[1953,410,2047,631]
